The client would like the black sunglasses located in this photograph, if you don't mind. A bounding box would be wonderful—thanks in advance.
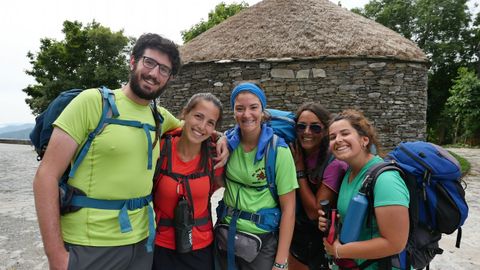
[295,123,323,134]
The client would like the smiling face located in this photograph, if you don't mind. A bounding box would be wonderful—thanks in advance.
[296,110,325,154]
[328,119,370,163]
[129,48,172,101]
[182,100,220,145]
[233,92,263,135]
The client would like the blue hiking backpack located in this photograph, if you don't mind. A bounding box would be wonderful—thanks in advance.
[265,108,296,145]
[358,141,468,270]
[29,86,163,252]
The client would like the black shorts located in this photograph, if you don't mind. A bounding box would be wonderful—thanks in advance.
[152,244,214,270]
[289,225,329,270]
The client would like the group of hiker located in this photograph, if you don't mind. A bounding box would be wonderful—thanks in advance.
[32,32,464,270]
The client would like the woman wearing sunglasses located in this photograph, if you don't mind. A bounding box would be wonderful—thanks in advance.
[288,102,348,270]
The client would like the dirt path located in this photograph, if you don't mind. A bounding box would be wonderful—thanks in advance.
[0,144,478,270]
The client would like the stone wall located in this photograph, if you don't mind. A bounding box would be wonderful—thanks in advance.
[161,57,428,149]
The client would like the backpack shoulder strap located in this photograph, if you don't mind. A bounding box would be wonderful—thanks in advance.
[150,100,163,148]
[68,87,115,178]
[265,134,279,203]
[317,152,335,180]
[360,161,404,195]
[358,161,407,269]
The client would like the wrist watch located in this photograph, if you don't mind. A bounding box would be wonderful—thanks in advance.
[296,170,307,180]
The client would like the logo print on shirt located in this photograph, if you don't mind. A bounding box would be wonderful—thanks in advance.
[251,168,267,182]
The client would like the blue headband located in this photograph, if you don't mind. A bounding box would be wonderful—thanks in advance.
[230,82,267,110]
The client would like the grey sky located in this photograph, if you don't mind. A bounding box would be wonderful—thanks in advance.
[0,0,368,125]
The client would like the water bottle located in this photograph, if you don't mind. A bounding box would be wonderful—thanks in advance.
[339,191,369,244]
[174,197,193,253]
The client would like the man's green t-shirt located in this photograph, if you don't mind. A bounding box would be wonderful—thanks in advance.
[54,88,181,246]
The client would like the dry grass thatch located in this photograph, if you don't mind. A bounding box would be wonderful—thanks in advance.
[180,0,427,63]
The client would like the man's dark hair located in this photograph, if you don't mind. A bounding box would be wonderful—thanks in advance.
[131,33,181,76]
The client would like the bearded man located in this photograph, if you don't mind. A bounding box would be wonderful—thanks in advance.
[33,33,227,270]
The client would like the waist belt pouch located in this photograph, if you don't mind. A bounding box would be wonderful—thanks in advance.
[256,207,281,231]
[59,183,86,215]
[215,224,262,263]
[174,197,193,253]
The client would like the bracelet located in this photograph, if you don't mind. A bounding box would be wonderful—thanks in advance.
[335,244,341,259]
[296,170,306,179]
[273,261,288,269]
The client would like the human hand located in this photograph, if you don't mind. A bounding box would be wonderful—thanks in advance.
[214,136,229,169]
[48,248,69,270]
[323,238,341,258]
[289,141,305,171]
[318,209,328,232]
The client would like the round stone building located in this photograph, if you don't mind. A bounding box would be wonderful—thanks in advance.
[162,0,428,149]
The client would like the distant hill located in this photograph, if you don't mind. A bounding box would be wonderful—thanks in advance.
[0,123,34,140]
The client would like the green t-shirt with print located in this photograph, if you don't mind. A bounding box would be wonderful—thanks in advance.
[223,144,298,234]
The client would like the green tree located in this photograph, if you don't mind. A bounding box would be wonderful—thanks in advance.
[23,20,133,114]
[351,0,415,39]
[445,67,480,144]
[353,0,477,143]
[181,1,249,43]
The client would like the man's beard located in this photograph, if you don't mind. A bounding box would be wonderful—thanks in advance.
[129,67,167,101]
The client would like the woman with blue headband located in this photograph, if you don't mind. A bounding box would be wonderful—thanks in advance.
[215,82,298,270]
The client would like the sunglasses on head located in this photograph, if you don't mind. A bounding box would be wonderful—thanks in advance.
[295,123,323,134]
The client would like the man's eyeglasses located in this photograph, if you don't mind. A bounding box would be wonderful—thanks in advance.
[142,56,172,77]
[295,123,323,134]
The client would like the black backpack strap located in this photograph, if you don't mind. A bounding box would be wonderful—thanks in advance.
[361,161,405,226]
[153,134,171,184]
[154,134,216,230]
[358,161,405,268]
[317,151,335,182]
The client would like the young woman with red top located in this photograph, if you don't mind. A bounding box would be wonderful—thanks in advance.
[152,93,224,270]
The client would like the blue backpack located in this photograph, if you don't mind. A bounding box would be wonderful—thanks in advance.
[358,142,468,270]
[265,108,296,145]
[29,86,163,252]
[30,88,84,160]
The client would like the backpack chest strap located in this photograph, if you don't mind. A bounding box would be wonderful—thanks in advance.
[157,216,210,227]
[104,118,156,170]
[159,170,210,183]
[226,177,269,192]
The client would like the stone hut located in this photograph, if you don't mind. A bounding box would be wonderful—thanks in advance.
[162,0,428,148]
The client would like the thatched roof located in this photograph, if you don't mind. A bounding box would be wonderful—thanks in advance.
[180,0,427,63]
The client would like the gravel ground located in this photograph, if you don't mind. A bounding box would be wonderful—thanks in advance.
[0,143,478,270]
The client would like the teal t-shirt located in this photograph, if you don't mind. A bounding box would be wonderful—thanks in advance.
[336,156,410,269]
[54,88,181,246]
[222,144,298,234]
